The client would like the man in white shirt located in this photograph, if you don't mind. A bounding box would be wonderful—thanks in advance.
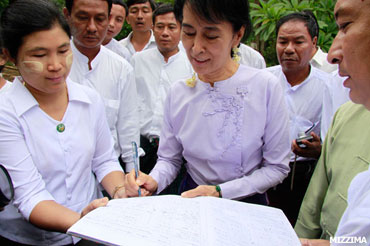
[131,4,193,174]
[102,0,131,60]
[63,0,141,172]
[119,0,157,60]
[266,11,331,225]
[291,12,347,167]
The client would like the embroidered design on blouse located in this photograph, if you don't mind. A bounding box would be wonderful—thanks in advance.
[202,86,247,154]
[236,86,248,98]
[185,73,196,88]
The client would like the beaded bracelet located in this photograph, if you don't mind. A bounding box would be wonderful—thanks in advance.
[215,185,222,198]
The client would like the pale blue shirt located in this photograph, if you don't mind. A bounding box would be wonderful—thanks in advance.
[131,47,193,139]
[0,77,122,245]
[69,41,141,171]
[150,65,291,200]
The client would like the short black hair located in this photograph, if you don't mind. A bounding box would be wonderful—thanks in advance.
[152,4,178,24]
[112,0,128,18]
[302,10,319,40]
[65,0,112,16]
[126,0,156,12]
[1,0,71,60]
[276,11,319,41]
[174,0,252,42]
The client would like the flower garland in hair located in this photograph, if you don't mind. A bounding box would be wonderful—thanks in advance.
[232,46,241,63]
[185,73,197,88]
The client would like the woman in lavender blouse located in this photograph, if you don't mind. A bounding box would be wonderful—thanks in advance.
[125,0,291,205]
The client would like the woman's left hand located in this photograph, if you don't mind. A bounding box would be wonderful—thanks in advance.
[80,197,109,218]
[181,185,220,198]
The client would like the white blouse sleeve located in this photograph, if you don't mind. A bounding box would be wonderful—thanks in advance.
[149,88,184,193]
[0,102,54,220]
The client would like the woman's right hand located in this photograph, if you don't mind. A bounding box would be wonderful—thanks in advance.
[80,197,109,218]
[124,169,158,197]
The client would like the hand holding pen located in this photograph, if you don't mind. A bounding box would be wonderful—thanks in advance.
[123,142,159,197]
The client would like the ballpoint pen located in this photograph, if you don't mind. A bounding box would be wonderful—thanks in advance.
[131,141,141,197]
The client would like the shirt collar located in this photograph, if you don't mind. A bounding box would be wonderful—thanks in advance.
[311,47,326,66]
[10,77,39,117]
[70,39,102,70]
[128,30,156,48]
[125,31,134,42]
[10,77,92,117]
[155,46,181,64]
[148,30,156,46]
[281,65,313,91]
[66,77,92,104]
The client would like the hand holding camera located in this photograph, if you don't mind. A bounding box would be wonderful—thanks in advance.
[292,132,322,159]
[295,123,316,148]
[296,132,314,148]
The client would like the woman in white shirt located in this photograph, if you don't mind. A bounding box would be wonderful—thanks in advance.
[0,0,126,245]
[124,0,290,204]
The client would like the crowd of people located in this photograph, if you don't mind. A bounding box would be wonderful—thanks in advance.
[0,0,369,245]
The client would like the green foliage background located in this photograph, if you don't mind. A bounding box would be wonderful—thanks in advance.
[0,0,337,67]
[249,0,337,66]
[0,0,8,10]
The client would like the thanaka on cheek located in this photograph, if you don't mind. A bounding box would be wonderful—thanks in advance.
[66,53,73,70]
[21,61,43,73]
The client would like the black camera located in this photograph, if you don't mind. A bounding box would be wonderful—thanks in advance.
[296,132,313,148]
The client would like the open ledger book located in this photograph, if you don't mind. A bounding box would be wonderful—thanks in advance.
[67,195,301,246]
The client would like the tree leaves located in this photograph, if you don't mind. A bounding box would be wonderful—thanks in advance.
[248,0,336,65]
